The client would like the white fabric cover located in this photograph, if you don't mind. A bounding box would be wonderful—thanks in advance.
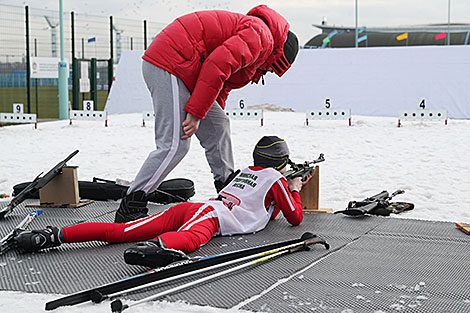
[106,47,470,119]
[227,46,470,119]
[105,50,152,114]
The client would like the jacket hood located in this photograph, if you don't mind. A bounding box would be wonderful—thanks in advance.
[247,5,290,53]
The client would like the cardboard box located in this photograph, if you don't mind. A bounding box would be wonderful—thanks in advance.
[39,166,79,206]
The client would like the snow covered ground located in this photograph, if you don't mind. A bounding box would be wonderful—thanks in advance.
[1,112,469,312]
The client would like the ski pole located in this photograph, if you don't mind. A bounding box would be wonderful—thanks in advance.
[45,232,323,310]
[110,236,329,313]
[93,236,329,303]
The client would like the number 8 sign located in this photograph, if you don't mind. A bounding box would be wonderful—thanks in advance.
[83,100,94,111]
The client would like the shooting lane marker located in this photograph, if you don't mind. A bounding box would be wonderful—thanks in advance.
[0,103,37,129]
[0,113,37,129]
[142,111,155,127]
[225,109,264,126]
[398,109,448,127]
[305,109,351,126]
[69,101,108,127]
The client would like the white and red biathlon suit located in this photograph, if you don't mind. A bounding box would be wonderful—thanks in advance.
[61,166,303,253]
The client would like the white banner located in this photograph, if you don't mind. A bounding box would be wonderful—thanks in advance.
[227,46,470,119]
[80,61,90,93]
[105,47,470,119]
[30,57,60,78]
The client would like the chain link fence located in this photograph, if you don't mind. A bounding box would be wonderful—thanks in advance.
[0,4,166,118]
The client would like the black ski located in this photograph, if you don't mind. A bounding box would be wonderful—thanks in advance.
[0,210,43,255]
[45,232,328,310]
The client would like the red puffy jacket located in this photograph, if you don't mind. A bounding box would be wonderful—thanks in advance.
[142,5,289,120]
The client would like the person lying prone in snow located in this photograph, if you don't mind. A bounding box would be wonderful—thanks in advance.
[14,136,310,267]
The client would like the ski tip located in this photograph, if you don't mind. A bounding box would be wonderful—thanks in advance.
[44,301,57,311]
[110,299,125,313]
[90,290,106,303]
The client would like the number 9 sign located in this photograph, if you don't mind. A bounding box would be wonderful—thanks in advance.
[13,103,24,114]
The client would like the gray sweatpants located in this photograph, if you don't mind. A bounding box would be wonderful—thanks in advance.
[127,61,234,194]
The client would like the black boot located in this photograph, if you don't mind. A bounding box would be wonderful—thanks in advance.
[14,226,62,253]
[124,239,188,267]
[215,169,240,193]
[114,190,149,223]
[214,180,225,194]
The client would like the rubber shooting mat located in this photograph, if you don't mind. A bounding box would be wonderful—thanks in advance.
[0,200,469,312]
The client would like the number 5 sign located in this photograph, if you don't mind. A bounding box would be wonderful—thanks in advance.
[83,100,94,111]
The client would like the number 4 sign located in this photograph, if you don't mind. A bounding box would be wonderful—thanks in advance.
[83,100,94,111]
[419,98,426,109]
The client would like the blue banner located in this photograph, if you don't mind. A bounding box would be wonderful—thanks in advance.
[358,35,368,43]
[87,37,96,43]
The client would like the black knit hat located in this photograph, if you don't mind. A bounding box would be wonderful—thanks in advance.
[253,136,290,170]
[283,30,299,65]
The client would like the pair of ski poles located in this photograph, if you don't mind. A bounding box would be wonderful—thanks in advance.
[104,234,329,313]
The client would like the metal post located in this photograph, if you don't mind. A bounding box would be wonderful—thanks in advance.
[109,16,114,90]
[82,38,84,58]
[107,59,113,93]
[71,11,77,109]
[110,16,114,60]
[72,58,79,110]
[131,37,133,50]
[144,20,147,49]
[58,0,69,120]
[355,0,358,48]
[447,0,451,46]
[71,12,75,61]
[25,6,31,113]
[91,58,97,109]
[34,38,38,117]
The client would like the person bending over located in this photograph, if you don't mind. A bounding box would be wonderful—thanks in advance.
[115,4,300,223]
[15,136,309,267]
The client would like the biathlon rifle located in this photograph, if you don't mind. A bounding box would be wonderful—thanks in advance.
[335,189,405,216]
[0,150,79,220]
[284,153,325,181]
